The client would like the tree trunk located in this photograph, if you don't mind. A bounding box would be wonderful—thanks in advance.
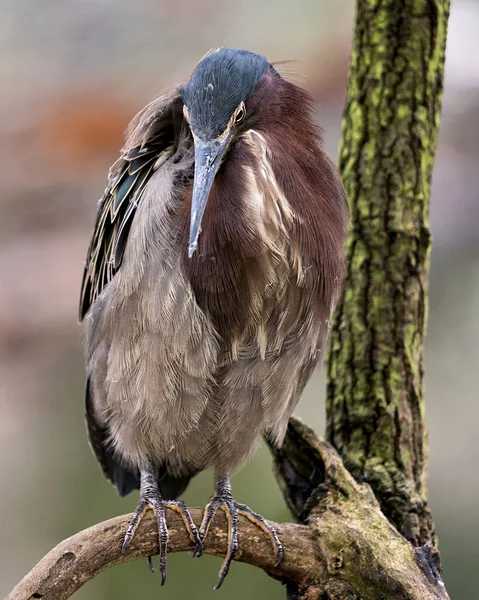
[271,0,451,597]
[326,0,449,547]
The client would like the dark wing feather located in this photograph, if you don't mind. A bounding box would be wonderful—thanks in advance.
[85,379,139,496]
[79,90,183,320]
[79,137,171,319]
[80,90,191,497]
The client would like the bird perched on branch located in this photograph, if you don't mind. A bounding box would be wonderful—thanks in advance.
[80,47,347,588]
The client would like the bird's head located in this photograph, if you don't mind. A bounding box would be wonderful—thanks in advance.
[179,47,269,257]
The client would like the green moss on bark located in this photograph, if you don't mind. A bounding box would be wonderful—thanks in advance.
[326,0,450,547]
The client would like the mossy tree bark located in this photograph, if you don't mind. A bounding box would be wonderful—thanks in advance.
[326,0,449,547]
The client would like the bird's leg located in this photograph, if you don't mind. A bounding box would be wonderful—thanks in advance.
[195,474,283,589]
[122,463,201,585]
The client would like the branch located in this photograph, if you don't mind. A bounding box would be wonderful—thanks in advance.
[10,419,449,600]
[269,417,449,600]
[7,510,315,600]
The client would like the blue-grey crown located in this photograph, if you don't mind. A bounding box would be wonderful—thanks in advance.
[180,47,268,139]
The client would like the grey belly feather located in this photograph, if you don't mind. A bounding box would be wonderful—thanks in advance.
[84,149,326,482]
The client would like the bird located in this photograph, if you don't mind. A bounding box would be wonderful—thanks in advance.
[79,47,347,588]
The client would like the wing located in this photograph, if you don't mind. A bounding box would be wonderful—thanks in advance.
[85,378,140,496]
[79,90,183,320]
[80,90,188,496]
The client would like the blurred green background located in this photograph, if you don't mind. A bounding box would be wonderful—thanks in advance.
[1,0,477,598]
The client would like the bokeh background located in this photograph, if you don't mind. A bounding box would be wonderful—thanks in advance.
[1,1,477,598]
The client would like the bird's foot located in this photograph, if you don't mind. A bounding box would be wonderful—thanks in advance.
[195,484,283,589]
[122,493,201,585]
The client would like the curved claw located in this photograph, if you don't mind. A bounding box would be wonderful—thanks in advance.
[147,556,156,573]
[193,540,204,559]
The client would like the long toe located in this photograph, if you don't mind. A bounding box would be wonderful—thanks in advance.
[122,498,150,553]
[167,499,202,552]
[151,499,169,585]
[212,497,239,590]
[236,503,283,567]
[199,495,283,589]
[121,496,169,584]
[122,496,200,586]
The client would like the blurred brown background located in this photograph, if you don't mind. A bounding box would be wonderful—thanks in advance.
[1,1,477,598]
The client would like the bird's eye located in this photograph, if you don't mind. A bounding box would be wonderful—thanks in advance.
[234,105,246,124]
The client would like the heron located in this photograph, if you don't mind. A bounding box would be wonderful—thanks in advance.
[79,47,347,588]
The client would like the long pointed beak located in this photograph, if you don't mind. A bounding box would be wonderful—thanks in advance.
[188,135,230,258]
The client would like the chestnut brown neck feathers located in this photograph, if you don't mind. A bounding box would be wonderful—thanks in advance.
[182,69,347,344]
